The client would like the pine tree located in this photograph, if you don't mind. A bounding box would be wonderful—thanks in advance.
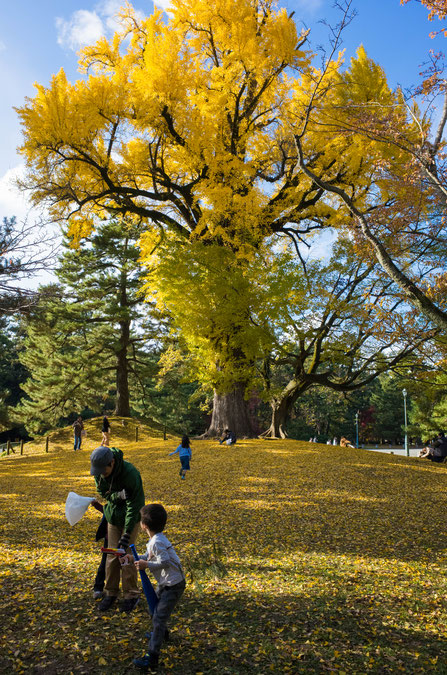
[15,219,161,433]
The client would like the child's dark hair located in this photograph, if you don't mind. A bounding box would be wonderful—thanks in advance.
[181,434,190,448]
[140,503,167,533]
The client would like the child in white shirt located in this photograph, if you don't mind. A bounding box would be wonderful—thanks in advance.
[131,504,185,672]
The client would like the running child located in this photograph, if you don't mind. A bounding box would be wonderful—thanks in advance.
[169,435,192,479]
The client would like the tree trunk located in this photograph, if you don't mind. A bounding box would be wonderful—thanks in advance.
[203,384,256,438]
[115,254,131,417]
[261,397,290,439]
[115,318,131,416]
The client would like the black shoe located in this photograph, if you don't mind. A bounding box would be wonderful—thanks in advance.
[133,651,159,672]
[98,595,117,611]
[120,597,139,613]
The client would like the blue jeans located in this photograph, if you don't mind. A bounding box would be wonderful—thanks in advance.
[74,434,82,451]
[180,456,190,472]
[149,580,185,655]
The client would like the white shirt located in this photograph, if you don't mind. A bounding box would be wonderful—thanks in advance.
[141,532,184,588]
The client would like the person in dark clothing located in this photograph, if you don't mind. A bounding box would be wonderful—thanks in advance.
[72,416,84,451]
[419,431,447,463]
[91,501,108,600]
[219,429,236,445]
[90,445,145,613]
[102,416,111,446]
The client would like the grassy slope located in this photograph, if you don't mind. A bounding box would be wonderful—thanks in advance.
[1,419,447,674]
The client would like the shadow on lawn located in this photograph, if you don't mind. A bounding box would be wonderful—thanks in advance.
[2,569,446,674]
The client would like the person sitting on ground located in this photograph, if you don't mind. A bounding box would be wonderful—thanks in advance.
[90,445,145,613]
[340,436,355,448]
[419,431,447,463]
[219,429,236,445]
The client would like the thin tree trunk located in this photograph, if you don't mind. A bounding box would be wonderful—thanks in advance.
[115,319,131,417]
[115,252,131,417]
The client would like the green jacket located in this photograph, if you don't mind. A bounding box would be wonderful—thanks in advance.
[94,447,145,534]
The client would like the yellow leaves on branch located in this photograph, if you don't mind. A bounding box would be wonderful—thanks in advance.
[15,0,432,281]
[15,0,313,246]
[401,0,447,23]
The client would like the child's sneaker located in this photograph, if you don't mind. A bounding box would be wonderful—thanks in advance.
[133,651,159,672]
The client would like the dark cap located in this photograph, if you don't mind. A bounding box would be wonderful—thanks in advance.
[90,446,114,476]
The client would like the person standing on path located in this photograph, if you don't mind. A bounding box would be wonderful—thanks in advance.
[90,445,145,613]
[72,416,84,451]
[101,415,111,446]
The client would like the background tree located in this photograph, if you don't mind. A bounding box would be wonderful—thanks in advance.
[14,0,358,436]
[15,219,161,433]
[0,316,27,431]
[285,385,370,442]
[293,38,447,332]
[255,237,438,437]
[368,373,412,444]
[0,215,57,314]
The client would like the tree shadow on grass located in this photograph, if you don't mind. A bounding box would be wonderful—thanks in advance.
[2,559,446,675]
[177,588,447,674]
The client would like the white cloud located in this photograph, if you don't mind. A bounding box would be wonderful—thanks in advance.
[97,0,127,33]
[0,165,31,222]
[56,10,105,51]
[0,166,60,290]
[55,2,149,52]
[153,0,173,13]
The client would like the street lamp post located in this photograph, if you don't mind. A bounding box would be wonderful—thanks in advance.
[355,411,359,449]
[402,388,409,457]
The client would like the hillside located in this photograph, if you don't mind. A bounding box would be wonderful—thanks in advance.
[1,425,447,673]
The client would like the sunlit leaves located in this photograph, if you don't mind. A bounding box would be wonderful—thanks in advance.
[1,418,447,672]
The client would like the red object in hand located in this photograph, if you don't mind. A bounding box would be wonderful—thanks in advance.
[101,547,125,557]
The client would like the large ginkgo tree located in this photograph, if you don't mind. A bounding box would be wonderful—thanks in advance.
[16,0,432,435]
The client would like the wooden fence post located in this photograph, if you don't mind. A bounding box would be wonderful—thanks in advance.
[20,439,24,455]
[7,440,11,456]
[45,436,49,453]
[163,425,167,441]
[135,426,139,442]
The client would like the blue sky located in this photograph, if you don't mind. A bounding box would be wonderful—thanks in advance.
[0,0,440,221]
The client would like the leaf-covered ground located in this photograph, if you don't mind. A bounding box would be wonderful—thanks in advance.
[1,419,447,674]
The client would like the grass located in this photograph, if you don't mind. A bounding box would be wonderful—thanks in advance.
[1,418,447,674]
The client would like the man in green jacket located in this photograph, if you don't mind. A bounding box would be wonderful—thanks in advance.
[90,446,145,613]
